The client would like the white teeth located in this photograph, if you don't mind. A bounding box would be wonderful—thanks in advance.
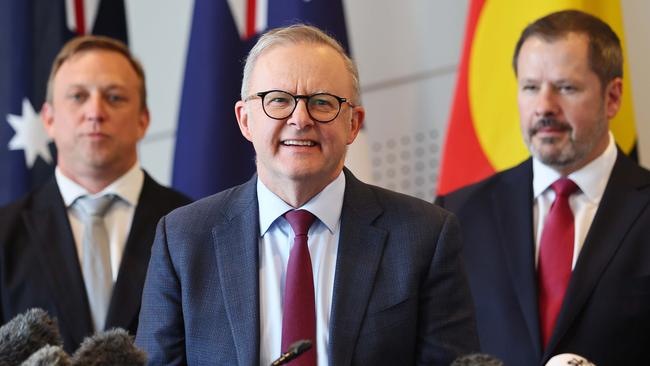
[282,140,315,146]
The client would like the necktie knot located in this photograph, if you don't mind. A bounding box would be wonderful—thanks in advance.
[551,178,578,198]
[283,209,316,237]
[76,194,116,218]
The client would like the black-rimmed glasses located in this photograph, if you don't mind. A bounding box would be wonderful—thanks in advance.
[245,90,354,123]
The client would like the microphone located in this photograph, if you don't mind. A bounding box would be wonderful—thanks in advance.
[71,328,147,366]
[20,345,72,366]
[271,339,312,366]
[0,308,63,366]
[450,353,504,366]
[545,353,596,366]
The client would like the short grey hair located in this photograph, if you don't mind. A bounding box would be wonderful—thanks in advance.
[240,24,361,103]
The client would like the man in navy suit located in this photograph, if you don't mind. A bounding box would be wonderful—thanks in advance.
[436,10,650,365]
[0,36,190,353]
[136,24,478,365]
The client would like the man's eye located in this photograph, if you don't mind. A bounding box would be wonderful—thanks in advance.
[69,92,87,102]
[521,84,538,92]
[312,99,332,106]
[309,96,337,110]
[269,97,290,104]
[107,94,126,103]
[558,85,576,93]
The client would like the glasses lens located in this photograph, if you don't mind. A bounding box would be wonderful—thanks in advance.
[262,91,295,119]
[308,94,340,122]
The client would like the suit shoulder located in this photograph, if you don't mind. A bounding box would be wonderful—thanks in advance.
[361,182,454,225]
[436,161,531,212]
[0,195,30,223]
[143,178,192,209]
[164,179,255,225]
[0,182,52,219]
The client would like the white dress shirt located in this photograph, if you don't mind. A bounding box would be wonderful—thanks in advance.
[258,172,345,366]
[56,163,144,281]
[533,132,617,269]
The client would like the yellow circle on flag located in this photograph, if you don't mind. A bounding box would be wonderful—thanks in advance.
[468,0,636,171]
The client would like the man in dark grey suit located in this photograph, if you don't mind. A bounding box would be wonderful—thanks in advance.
[436,10,650,365]
[0,36,190,353]
[136,24,478,365]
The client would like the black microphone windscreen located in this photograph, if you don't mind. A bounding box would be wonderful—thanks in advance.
[450,353,505,366]
[0,308,62,366]
[71,328,146,366]
[20,345,72,366]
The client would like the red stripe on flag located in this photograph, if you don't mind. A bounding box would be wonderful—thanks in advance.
[245,0,256,39]
[74,0,86,35]
[437,0,494,195]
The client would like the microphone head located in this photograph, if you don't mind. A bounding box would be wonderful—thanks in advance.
[287,339,312,356]
[0,308,62,366]
[20,345,72,366]
[72,328,146,366]
[450,353,505,366]
[545,353,595,366]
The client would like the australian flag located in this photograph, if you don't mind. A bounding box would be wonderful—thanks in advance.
[172,0,351,200]
[0,0,128,206]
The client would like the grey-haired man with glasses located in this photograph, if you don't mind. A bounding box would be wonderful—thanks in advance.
[136,24,479,365]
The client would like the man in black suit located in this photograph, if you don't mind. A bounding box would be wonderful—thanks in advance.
[436,10,650,365]
[0,35,190,353]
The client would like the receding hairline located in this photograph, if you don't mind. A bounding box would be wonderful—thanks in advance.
[247,41,356,90]
[45,35,147,109]
[240,24,361,103]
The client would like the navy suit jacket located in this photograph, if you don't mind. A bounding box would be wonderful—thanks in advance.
[136,168,479,365]
[0,172,191,353]
[436,152,650,365]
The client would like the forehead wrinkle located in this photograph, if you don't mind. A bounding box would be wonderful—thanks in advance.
[250,44,352,97]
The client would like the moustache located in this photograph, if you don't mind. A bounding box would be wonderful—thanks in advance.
[529,118,572,136]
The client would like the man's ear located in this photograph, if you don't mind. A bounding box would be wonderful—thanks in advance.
[235,100,253,142]
[41,102,56,138]
[605,77,623,120]
[346,105,365,145]
[137,107,151,141]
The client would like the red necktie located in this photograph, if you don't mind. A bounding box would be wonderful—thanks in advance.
[282,209,317,365]
[538,178,578,349]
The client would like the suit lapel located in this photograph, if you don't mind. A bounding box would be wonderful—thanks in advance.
[213,178,260,366]
[24,178,93,344]
[329,170,387,366]
[491,160,542,358]
[545,153,650,357]
[106,174,158,330]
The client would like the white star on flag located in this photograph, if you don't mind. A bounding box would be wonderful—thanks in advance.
[6,98,53,168]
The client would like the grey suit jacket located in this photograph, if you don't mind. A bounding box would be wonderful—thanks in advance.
[136,168,479,365]
[0,172,191,353]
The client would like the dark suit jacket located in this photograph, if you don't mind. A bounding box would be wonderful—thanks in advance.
[136,168,479,365]
[0,172,191,353]
[436,152,650,365]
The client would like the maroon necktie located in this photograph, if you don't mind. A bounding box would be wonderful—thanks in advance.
[538,178,578,349]
[282,209,317,365]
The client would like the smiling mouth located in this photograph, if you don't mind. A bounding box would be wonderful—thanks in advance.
[282,139,316,147]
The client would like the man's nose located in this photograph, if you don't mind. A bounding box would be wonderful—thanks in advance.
[286,99,315,129]
[534,87,560,117]
[84,93,107,122]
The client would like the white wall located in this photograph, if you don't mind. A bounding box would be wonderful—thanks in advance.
[126,0,649,201]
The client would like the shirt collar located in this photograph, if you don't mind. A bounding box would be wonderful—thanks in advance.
[533,131,617,203]
[56,163,145,207]
[257,172,346,236]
